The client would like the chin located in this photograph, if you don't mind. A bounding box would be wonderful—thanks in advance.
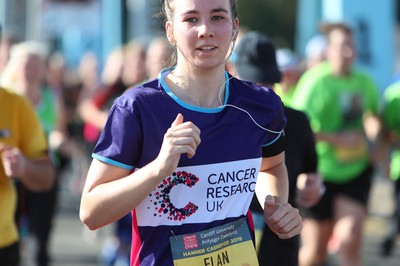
[195,60,225,70]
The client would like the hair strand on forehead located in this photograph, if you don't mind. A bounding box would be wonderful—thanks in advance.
[162,0,238,21]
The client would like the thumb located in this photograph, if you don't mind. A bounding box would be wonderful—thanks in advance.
[307,173,321,187]
[171,113,184,127]
[264,195,279,219]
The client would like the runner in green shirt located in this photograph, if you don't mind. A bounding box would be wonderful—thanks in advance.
[380,81,400,256]
[293,22,380,266]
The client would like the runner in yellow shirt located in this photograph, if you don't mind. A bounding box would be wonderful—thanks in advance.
[0,87,55,266]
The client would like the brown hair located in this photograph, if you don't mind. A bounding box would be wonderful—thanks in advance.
[319,22,353,43]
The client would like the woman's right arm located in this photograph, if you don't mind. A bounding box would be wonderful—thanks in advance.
[80,159,169,230]
[79,113,201,230]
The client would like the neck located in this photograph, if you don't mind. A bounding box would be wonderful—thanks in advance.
[330,62,351,77]
[167,65,227,108]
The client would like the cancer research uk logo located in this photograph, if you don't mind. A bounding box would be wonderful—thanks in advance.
[149,171,200,221]
[183,234,199,249]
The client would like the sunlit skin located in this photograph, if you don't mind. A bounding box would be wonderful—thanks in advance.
[166,0,238,73]
[0,142,54,191]
[163,0,239,108]
[13,54,45,106]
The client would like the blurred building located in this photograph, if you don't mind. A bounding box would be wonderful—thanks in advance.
[0,0,162,69]
[2,0,397,92]
[296,0,397,93]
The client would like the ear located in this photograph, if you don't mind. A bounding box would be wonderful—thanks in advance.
[166,21,175,45]
[232,18,240,41]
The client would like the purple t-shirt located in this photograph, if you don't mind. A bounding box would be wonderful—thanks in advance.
[92,69,286,266]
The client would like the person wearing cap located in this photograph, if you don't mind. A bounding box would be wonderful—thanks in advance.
[304,34,327,70]
[234,30,323,266]
[274,48,302,108]
[292,22,380,266]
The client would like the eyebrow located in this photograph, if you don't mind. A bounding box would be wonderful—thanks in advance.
[181,8,229,16]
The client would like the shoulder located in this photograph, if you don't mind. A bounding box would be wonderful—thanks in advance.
[0,87,20,101]
[299,63,330,83]
[230,76,286,129]
[231,76,270,92]
[284,107,314,141]
[284,106,308,121]
[230,76,282,104]
[284,107,310,128]
[113,78,164,110]
[0,88,40,127]
[383,82,400,111]
[0,88,31,109]
[350,69,376,87]
[384,82,400,99]
[295,65,329,100]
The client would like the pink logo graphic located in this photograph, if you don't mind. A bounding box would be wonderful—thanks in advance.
[149,171,199,221]
[183,235,199,250]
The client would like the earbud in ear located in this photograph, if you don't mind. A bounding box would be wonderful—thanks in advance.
[166,22,176,46]
[168,35,176,46]
[232,28,238,40]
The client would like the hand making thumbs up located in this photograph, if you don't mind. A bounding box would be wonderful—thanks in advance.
[155,113,201,178]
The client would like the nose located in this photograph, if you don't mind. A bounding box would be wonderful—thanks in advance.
[197,21,214,38]
[341,45,354,59]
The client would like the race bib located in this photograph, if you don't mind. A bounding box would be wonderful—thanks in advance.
[335,141,367,162]
[169,218,259,266]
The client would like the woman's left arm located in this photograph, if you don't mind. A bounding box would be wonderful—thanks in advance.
[255,152,303,239]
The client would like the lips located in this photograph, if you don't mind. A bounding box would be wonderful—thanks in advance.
[197,46,217,52]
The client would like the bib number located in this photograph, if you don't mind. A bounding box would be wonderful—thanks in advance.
[169,218,259,266]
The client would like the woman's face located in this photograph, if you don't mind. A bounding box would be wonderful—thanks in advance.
[166,0,238,70]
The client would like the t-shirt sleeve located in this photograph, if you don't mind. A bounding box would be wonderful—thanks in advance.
[262,132,287,158]
[261,92,287,158]
[364,77,380,115]
[292,71,318,113]
[383,85,400,134]
[92,103,143,170]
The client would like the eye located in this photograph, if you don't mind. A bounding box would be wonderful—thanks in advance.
[211,16,225,21]
[185,17,198,23]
